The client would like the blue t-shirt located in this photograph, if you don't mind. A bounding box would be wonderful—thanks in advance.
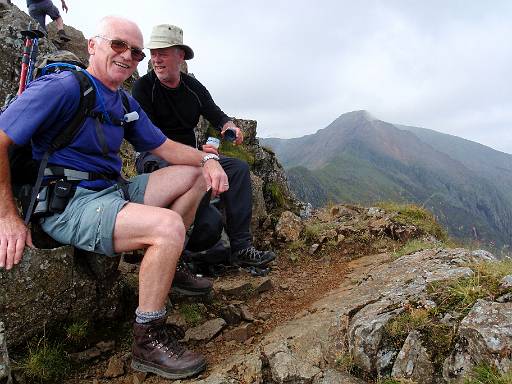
[1,71,166,189]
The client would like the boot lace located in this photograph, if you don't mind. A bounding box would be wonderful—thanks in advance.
[239,247,265,262]
[148,322,186,358]
[176,262,200,281]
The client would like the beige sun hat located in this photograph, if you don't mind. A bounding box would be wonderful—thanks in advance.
[145,24,194,60]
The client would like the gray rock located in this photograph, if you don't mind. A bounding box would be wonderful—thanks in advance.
[239,305,255,322]
[185,318,226,342]
[223,323,256,343]
[275,211,304,242]
[312,369,366,383]
[0,246,122,348]
[220,304,242,325]
[104,355,125,378]
[500,275,512,290]
[348,303,403,374]
[392,331,435,383]
[264,340,322,383]
[470,249,497,261]
[309,243,320,255]
[0,322,11,384]
[443,300,512,379]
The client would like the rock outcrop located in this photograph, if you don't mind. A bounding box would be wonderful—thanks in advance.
[193,248,511,383]
[0,247,123,348]
[0,322,11,384]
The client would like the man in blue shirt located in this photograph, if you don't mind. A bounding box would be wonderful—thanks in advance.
[0,16,227,380]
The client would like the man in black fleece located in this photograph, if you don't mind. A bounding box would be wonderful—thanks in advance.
[132,24,275,283]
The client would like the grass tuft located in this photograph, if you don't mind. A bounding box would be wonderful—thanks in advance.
[219,141,255,165]
[65,320,89,345]
[377,202,448,241]
[22,339,70,383]
[428,260,512,317]
[464,363,512,384]
[179,303,206,326]
[393,239,440,258]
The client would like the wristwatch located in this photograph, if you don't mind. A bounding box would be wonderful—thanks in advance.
[200,153,220,167]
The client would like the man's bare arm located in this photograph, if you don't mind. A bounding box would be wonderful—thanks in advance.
[0,130,33,270]
[151,138,229,196]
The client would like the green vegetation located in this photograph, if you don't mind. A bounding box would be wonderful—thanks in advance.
[65,320,89,346]
[393,239,440,258]
[303,222,335,243]
[428,260,512,316]
[377,202,448,242]
[287,239,306,262]
[179,303,206,326]
[334,351,356,373]
[385,309,429,348]
[266,181,286,209]
[382,259,512,379]
[464,363,512,384]
[219,140,255,165]
[22,339,70,383]
[384,307,456,371]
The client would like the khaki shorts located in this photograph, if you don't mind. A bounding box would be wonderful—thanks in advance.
[39,174,149,256]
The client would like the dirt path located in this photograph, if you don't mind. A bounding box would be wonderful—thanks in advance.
[62,247,360,384]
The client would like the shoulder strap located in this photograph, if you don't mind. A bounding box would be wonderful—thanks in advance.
[49,71,96,152]
[120,89,130,114]
[24,70,96,224]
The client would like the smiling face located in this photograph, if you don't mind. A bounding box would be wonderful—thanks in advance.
[150,47,185,88]
[87,17,144,90]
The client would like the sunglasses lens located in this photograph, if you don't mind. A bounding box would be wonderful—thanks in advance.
[107,38,145,62]
[110,40,128,54]
[131,49,145,62]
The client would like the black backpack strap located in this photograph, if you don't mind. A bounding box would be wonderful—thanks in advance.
[23,70,96,224]
[49,71,96,152]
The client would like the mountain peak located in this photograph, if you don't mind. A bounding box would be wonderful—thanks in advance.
[338,110,376,122]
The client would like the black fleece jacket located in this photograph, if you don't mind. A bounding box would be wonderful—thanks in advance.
[132,71,230,148]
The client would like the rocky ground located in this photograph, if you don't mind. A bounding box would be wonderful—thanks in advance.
[4,204,512,384]
[61,245,359,384]
[45,204,445,384]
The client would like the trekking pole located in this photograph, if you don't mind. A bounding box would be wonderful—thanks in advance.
[25,29,45,87]
[17,25,38,95]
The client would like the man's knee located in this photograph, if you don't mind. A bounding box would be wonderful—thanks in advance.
[152,210,186,247]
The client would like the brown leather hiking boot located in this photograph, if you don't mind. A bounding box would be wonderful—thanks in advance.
[171,261,213,296]
[131,319,206,379]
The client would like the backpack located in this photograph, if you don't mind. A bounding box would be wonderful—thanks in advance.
[7,53,130,227]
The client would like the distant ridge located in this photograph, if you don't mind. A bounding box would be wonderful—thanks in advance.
[261,111,512,249]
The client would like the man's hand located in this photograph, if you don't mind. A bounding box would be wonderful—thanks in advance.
[202,159,229,197]
[0,214,33,270]
[202,144,219,156]
[61,0,68,12]
[221,122,243,145]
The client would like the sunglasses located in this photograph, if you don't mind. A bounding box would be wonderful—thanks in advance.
[95,35,146,62]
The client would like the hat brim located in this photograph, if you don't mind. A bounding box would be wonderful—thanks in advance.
[144,42,194,60]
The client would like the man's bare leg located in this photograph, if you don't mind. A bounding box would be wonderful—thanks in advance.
[144,165,207,228]
[113,165,205,310]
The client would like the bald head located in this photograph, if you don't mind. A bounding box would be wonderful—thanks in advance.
[87,16,144,90]
[93,16,144,43]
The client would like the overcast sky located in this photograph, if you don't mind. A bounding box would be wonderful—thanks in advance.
[11,0,512,154]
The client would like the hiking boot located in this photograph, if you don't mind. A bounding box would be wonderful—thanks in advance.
[171,261,213,296]
[232,246,276,267]
[57,29,71,42]
[131,319,206,379]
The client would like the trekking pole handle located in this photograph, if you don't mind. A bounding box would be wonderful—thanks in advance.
[17,37,33,95]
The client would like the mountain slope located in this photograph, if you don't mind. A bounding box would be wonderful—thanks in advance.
[261,111,512,248]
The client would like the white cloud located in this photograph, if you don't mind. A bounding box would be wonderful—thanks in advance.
[11,0,512,153]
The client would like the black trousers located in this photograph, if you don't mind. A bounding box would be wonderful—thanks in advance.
[136,152,252,253]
